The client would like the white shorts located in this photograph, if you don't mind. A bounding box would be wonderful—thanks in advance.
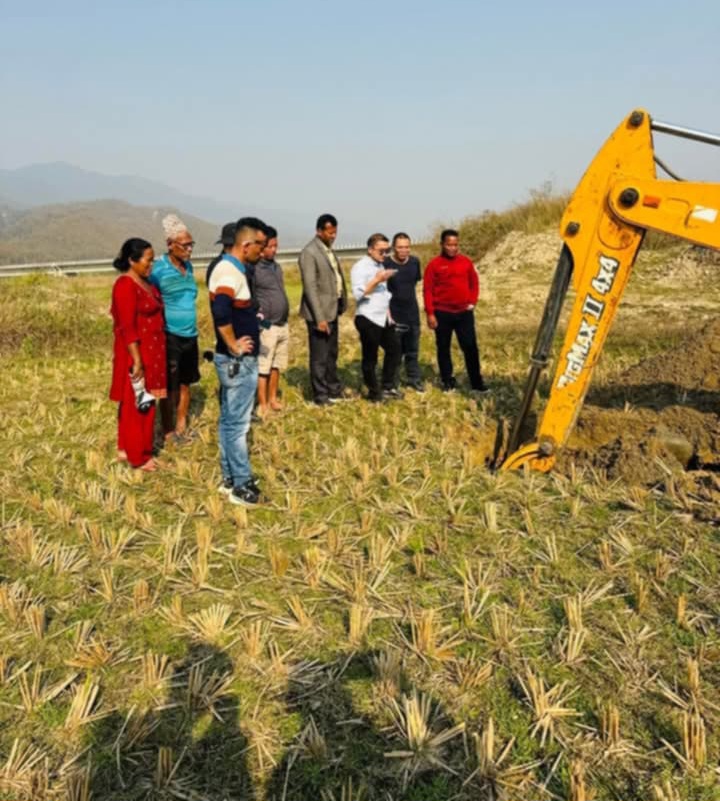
[258,324,289,374]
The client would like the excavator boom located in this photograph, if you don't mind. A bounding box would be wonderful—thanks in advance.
[502,109,720,472]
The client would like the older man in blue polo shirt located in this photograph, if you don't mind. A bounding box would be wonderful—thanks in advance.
[350,233,401,402]
[150,214,200,442]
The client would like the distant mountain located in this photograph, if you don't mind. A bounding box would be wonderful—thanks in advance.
[0,200,222,265]
[0,162,363,246]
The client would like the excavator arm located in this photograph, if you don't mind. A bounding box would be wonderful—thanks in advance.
[502,109,720,472]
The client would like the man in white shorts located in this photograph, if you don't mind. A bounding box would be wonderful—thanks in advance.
[254,225,290,417]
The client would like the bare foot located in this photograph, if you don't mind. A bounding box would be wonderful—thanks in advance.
[117,450,128,462]
[269,400,283,411]
[139,458,159,472]
[256,406,270,419]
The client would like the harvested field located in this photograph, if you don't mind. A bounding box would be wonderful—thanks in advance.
[0,237,719,800]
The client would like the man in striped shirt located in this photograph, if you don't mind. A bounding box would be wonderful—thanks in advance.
[208,217,268,507]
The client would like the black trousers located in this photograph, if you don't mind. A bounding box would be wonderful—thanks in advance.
[354,315,401,399]
[395,322,421,383]
[307,319,342,402]
[434,310,483,389]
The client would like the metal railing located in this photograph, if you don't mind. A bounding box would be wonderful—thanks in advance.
[0,245,370,279]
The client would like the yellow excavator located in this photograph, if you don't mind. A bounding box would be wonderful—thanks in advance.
[501,109,720,472]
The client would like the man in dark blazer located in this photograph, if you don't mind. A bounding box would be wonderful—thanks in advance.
[298,213,348,405]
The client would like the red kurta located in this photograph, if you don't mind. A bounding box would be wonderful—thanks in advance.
[110,275,167,400]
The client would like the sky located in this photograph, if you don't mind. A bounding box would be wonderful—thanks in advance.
[2,0,720,239]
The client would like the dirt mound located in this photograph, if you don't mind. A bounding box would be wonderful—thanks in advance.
[617,318,720,395]
[478,231,561,275]
[653,246,720,286]
[563,405,720,484]
[560,318,720,483]
[480,236,719,287]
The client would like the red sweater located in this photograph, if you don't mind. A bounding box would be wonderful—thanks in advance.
[423,253,479,315]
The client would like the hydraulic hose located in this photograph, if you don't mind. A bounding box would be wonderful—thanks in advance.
[505,245,574,458]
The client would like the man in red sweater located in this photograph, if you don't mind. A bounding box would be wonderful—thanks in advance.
[423,229,489,393]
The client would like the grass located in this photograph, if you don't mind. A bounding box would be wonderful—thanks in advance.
[0,235,719,800]
[420,184,570,263]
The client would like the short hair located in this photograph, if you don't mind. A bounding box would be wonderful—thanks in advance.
[441,229,459,243]
[316,213,338,231]
[235,216,268,244]
[265,225,278,240]
[367,233,389,249]
[392,232,411,246]
[113,238,152,272]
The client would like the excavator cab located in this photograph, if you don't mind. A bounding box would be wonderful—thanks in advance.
[500,109,720,472]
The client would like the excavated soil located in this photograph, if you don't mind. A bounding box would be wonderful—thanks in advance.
[478,231,560,275]
[559,319,720,484]
[649,245,720,287]
[618,317,720,394]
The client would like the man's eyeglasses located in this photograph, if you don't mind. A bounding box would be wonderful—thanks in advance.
[378,248,390,256]
[176,241,195,250]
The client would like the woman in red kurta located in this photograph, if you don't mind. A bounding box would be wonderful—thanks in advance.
[110,238,167,470]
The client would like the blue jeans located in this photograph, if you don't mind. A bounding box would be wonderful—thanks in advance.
[214,353,258,487]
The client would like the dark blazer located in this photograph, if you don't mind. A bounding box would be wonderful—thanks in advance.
[298,237,347,324]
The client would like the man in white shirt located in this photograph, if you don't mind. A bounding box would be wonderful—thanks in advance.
[350,233,401,402]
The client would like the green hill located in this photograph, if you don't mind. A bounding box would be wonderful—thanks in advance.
[0,199,222,265]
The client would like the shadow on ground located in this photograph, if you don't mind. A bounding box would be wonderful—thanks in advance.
[86,643,255,800]
[84,647,470,800]
[266,650,466,801]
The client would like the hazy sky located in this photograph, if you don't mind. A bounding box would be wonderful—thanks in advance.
[2,0,719,237]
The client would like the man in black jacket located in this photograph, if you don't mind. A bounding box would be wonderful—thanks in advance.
[255,226,290,416]
[206,222,236,288]
[386,232,424,391]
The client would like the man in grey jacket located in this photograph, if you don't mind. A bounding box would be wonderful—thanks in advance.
[298,213,348,405]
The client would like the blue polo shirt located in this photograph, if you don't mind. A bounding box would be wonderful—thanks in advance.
[149,254,199,337]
